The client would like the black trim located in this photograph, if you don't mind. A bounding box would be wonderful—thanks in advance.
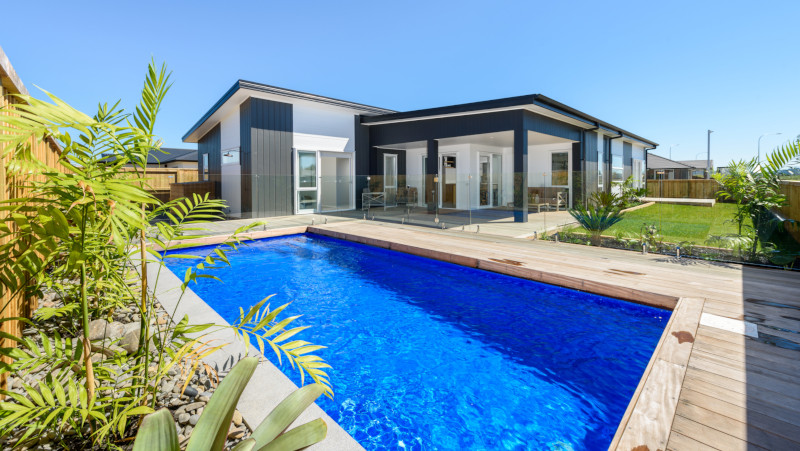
[361,93,658,148]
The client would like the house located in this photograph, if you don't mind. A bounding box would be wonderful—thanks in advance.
[646,154,712,180]
[183,80,657,221]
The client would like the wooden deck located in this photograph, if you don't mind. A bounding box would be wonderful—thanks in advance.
[303,221,800,451]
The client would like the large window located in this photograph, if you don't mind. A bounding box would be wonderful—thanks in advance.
[611,155,624,183]
[551,152,568,186]
[597,147,604,188]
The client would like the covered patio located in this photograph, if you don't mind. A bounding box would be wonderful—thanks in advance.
[355,95,596,223]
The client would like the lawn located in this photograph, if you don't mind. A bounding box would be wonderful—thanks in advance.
[569,202,749,245]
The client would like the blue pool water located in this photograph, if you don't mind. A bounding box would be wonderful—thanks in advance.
[165,234,669,450]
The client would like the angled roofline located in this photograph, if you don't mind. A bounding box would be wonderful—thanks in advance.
[182,80,395,142]
[361,93,659,147]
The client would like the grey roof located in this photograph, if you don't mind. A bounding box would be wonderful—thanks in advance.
[103,147,197,164]
[647,153,694,169]
[678,159,714,169]
[149,147,197,164]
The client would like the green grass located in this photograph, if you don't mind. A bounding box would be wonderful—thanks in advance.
[570,203,749,245]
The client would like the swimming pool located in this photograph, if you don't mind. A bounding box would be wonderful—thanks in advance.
[165,234,669,450]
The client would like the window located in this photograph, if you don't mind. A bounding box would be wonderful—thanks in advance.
[611,155,624,183]
[633,159,645,187]
[551,152,568,186]
[298,151,317,188]
[202,154,209,181]
[597,147,604,188]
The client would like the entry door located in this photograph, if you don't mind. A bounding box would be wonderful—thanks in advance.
[440,155,457,208]
[296,150,318,213]
[479,155,490,206]
[478,154,502,208]
[384,154,398,206]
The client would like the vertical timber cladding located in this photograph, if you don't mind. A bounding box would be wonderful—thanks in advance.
[623,141,632,179]
[197,124,221,197]
[239,97,293,218]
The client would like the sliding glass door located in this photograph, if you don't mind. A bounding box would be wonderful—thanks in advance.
[384,154,397,207]
[295,150,354,214]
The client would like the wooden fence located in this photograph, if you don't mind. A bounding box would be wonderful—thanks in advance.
[119,167,198,203]
[169,181,215,201]
[1,49,64,389]
[646,179,722,199]
[119,167,198,190]
[779,181,800,241]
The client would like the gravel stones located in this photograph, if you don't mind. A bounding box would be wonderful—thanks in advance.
[183,385,199,398]
[177,412,190,424]
[232,410,243,426]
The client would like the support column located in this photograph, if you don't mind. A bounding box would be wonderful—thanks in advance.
[426,139,438,214]
[513,128,528,222]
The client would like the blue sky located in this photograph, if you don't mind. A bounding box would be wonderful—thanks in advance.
[2,1,798,165]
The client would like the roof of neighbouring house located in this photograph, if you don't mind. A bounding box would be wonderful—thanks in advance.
[150,148,197,164]
[103,147,197,165]
[678,159,714,169]
[647,153,694,169]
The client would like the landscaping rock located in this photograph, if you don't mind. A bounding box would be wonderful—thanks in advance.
[88,319,125,341]
[183,401,204,412]
[188,414,200,426]
[119,329,140,354]
[227,427,245,440]
[177,412,190,424]
[183,385,199,398]
[232,410,243,426]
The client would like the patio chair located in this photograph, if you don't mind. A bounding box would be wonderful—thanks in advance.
[551,192,566,211]
[362,189,386,210]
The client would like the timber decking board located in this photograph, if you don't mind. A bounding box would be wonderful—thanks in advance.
[304,222,800,451]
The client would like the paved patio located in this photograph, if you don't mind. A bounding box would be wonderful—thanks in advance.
[200,207,576,240]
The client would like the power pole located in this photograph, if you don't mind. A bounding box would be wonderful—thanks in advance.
[706,130,713,179]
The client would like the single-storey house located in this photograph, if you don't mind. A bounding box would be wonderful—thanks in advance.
[646,154,712,180]
[105,147,198,168]
[182,81,657,221]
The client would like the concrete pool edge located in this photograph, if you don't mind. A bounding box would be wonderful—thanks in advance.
[146,246,364,451]
[166,224,700,450]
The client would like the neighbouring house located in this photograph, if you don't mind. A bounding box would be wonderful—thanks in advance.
[105,147,198,168]
[647,154,713,180]
[183,80,657,221]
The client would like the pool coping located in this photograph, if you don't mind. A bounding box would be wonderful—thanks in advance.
[146,235,363,451]
[163,224,702,450]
